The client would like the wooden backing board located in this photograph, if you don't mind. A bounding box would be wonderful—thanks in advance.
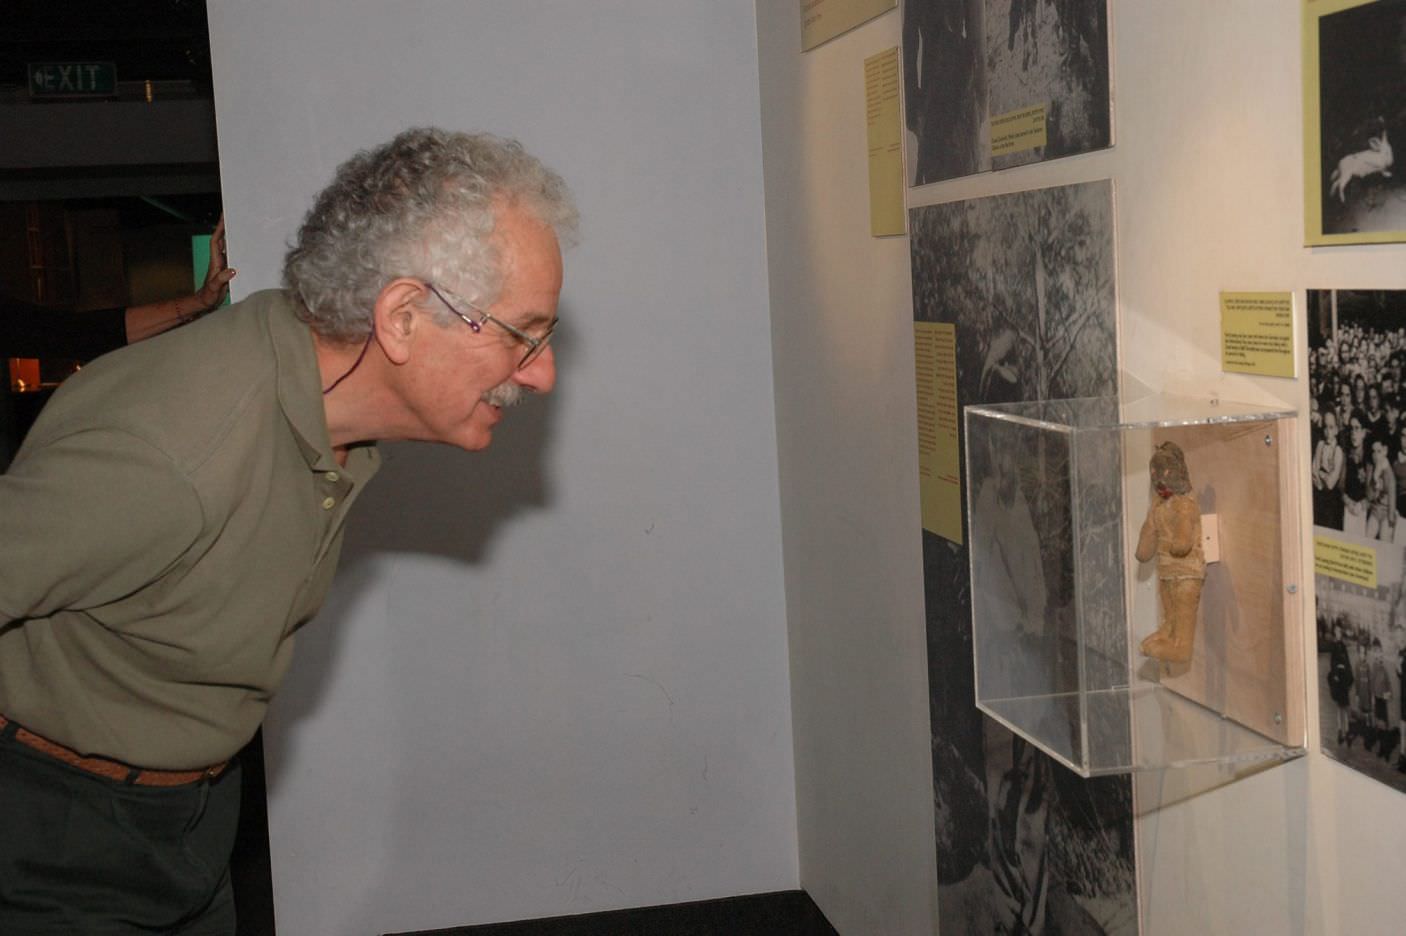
[1150,419,1304,746]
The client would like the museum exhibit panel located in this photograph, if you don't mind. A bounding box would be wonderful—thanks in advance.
[966,393,1308,778]
[150,2,1406,933]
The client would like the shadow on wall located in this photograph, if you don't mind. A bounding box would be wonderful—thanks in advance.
[261,361,563,783]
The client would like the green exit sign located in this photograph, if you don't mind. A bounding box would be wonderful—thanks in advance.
[28,62,118,98]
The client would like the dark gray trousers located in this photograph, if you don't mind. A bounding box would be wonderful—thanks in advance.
[0,729,241,935]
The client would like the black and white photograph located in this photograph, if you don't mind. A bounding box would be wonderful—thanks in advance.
[911,181,1135,935]
[903,0,989,185]
[1309,287,1406,794]
[909,181,1118,406]
[1307,289,1406,541]
[1309,0,1406,243]
[902,0,1112,186]
[986,0,1112,171]
[1316,565,1406,793]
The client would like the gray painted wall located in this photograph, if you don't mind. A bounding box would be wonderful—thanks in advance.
[207,3,795,933]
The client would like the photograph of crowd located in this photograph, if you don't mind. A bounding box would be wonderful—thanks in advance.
[1308,289,1406,539]
[1309,287,1406,793]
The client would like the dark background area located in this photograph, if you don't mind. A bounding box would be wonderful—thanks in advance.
[1,0,225,446]
[1,0,215,88]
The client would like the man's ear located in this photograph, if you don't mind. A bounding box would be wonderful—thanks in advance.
[372,279,429,365]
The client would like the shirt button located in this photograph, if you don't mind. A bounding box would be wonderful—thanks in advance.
[325,471,339,482]
[321,496,336,510]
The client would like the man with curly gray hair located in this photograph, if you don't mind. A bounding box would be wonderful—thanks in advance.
[0,127,575,933]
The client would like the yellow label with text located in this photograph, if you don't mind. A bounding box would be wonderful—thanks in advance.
[801,0,896,51]
[1220,291,1295,378]
[865,47,905,237]
[1314,536,1377,588]
[990,104,1047,156]
[915,322,962,543]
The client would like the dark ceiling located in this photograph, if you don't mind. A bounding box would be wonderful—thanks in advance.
[0,1,220,222]
[0,0,213,93]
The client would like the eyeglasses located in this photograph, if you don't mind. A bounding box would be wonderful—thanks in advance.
[425,282,556,370]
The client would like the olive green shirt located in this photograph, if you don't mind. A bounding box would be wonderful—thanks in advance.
[0,290,379,768]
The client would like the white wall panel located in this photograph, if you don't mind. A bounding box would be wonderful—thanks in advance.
[755,5,940,935]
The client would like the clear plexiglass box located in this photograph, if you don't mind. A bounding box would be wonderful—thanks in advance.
[965,393,1306,777]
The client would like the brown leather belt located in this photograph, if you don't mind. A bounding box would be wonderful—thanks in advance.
[0,715,227,787]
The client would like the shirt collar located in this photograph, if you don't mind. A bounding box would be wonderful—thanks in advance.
[269,291,381,481]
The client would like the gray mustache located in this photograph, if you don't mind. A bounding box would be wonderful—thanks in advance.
[482,382,524,408]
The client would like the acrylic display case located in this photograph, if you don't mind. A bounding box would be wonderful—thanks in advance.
[964,393,1306,777]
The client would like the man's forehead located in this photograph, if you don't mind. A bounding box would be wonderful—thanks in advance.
[493,209,561,294]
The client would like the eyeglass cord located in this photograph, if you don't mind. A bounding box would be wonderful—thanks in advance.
[321,328,375,396]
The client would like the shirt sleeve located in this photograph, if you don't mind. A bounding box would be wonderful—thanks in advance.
[0,428,203,624]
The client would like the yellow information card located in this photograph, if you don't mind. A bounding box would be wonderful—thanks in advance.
[800,0,896,52]
[1314,536,1377,588]
[1220,291,1295,378]
[990,104,1047,157]
[865,47,905,237]
[915,322,962,544]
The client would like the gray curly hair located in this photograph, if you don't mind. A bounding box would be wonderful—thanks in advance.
[283,127,577,343]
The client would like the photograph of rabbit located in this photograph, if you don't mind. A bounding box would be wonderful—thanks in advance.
[1308,0,1406,243]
